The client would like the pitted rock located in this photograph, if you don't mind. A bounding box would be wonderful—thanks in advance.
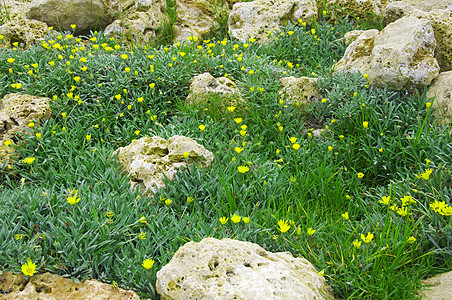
[334,16,439,90]
[0,19,53,49]
[114,135,213,195]
[0,272,140,299]
[228,0,318,43]
[156,238,334,300]
[278,76,321,107]
[426,71,452,125]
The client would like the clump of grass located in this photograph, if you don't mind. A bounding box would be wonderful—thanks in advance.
[0,10,451,300]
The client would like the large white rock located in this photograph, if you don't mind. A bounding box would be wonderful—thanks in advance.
[407,8,452,72]
[334,16,439,90]
[156,238,334,300]
[418,271,452,299]
[426,70,452,125]
[26,0,114,34]
[228,0,317,43]
[114,135,214,195]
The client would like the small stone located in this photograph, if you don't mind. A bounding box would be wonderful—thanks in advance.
[426,70,452,125]
[114,135,214,195]
[278,76,321,107]
[419,270,452,300]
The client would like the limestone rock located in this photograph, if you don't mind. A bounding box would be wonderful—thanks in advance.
[173,0,226,43]
[0,93,51,166]
[278,76,321,107]
[114,135,214,195]
[228,0,318,43]
[156,238,334,300]
[104,7,168,44]
[383,1,452,24]
[343,29,379,45]
[418,271,452,300]
[26,0,114,35]
[426,71,452,125]
[407,8,452,72]
[0,0,33,21]
[334,16,439,90]
[0,271,140,299]
[186,72,243,109]
[327,0,391,20]
[0,19,53,49]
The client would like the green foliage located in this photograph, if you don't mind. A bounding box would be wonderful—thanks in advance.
[0,13,451,300]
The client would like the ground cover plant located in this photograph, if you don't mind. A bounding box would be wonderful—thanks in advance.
[0,10,451,300]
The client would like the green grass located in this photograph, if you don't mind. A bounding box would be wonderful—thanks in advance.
[0,13,451,300]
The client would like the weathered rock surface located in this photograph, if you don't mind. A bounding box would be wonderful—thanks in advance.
[26,0,114,35]
[406,8,452,72]
[334,16,439,90]
[343,29,379,45]
[278,76,321,107]
[419,271,452,300]
[186,72,242,108]
[0,19,53,49]
[0,93,51,166]
[0,271,140,299]
[228,0,318,43]
[104,4,168,44]
[327,0,391,19]
[0,0,33,21]
[114,135,213,195]
[426,71,452,125]
[156,238,333,299]
[383,1,452,24]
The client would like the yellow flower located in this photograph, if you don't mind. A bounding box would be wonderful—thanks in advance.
[277,219,290,233]
[276,149,280,155]
[289,137,297,144]
[397,206,408,217]
[227,106,236,112]
[237,166,249,173]
[85,134,91,141]
[35,133,41,139]
[22,157,35,165]
[425,158,431,165]
[407,236,416,244]
[106,211,114,218]
[421,169,433,180]
[363,121,368,129]
[165,198,172,206]
[234,118,243,124]
[67,195,80,205]
[231,214,241,223]
[426,102,432,109]
[379,196,390,205]
[120,54,128,60]
[242,217,250,224]
[328,146,333,152]
[353,239,361,249]
[430,200,447,213]
[139,216,147,224]
[307,227,316,236]
[21,258,37,276]
[321,98,326,103]
[14,234,23,240]
[149,83,155,89]
[292,143,300,151]
[199,124,205,131]
[142,259,154,270]
[73,76,80,83]
[440,205,452,216]
[346,195,351,200]
[219,216,228,224]
[361,232,374,243]
[187,196,194,203]
[357,172,364,178]
[70,24,76,30]
[183,152,189,159]
[138,232,146,240]
[342,212,349,220]
[235,147,244,154]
